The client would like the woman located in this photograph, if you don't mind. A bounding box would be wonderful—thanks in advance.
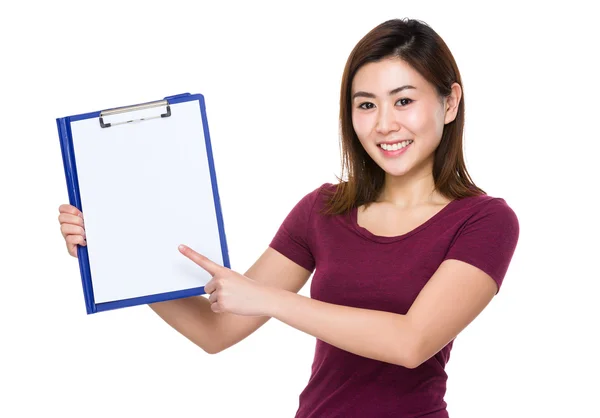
[58,18,519,418]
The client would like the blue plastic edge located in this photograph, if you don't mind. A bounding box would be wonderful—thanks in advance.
[56,117,97,314]
[197,94,231,269]
[57,93,230,313]
[95,286,206,312]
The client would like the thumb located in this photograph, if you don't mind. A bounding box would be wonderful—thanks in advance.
[178,245,221,275]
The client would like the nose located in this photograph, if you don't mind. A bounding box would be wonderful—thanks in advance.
[375,104,400,135]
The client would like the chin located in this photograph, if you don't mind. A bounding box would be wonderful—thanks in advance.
[366,146,414,177]
[383,167,411,177]
[374,161,411,177]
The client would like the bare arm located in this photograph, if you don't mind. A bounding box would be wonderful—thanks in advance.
[58,204,309,354]
[265,259,497,368]
[149,247,311,354]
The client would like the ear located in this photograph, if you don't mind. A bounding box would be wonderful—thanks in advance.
[444,82,462,125]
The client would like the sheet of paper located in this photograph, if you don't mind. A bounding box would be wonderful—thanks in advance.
[70,100,224,303]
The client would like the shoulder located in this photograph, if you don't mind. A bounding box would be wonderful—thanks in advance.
[456,193,515,213]
[296,182,339,208]
[444,194,520,291]
[455,193,519,235]
[280,182,338,224]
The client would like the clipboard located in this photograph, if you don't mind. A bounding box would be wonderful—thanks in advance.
[57,93,230,314]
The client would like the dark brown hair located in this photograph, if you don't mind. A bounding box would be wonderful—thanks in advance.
[321,18,485,215]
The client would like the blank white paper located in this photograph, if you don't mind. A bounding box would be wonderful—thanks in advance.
[70,100,224,304]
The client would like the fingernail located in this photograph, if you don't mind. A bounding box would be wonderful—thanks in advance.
[179,245,185,251]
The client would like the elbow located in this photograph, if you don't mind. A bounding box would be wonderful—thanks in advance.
[193,339,226,355]
[395,349,421,369]
[202,345,221,355]
[199,339,238,355]
[396,334,425,369]
[402,352,425,369]
[202,341,230,355]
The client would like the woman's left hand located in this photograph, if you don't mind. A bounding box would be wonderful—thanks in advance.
[178,244,276,316]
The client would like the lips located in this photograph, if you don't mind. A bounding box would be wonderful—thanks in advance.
[378,141,412,156]
[378,140,413,150]
[377,139,414,146]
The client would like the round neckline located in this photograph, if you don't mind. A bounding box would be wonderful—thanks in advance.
[350,198,459,243]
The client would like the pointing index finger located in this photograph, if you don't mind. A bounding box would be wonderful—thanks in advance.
[178,245,220,275]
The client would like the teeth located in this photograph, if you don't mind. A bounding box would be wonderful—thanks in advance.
[380,140,413,151]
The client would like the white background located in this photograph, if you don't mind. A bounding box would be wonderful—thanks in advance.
[1,1,598,417]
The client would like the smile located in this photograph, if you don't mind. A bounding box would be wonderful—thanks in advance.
[378,140,413,151]
[378,140,413,156]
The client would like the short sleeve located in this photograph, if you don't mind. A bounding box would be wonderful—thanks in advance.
[443,198,520,293]
[268,186,323,272]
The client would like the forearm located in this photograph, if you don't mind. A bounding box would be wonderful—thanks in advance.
[149,284,271,354]
[149,296,221,353]
[268,288,419,368]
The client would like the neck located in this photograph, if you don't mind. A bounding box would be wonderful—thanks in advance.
[377,167,442,209]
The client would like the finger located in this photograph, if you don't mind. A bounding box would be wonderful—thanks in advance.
[66,234,86,248]
[204,279,215,294]
[210,302,222,313]
[61,224,86,240]
[65,238,87,258]
[204,277,219,294]
[59,204,84,219]
[178,245,221,275]
[67,243,78,258]
[208,290,218,304]
[67,242,83,258]
[58,213,84,228]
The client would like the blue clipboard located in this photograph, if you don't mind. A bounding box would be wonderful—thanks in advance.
[57,93,230,314]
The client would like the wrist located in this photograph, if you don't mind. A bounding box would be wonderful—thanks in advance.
[264,286,287,318]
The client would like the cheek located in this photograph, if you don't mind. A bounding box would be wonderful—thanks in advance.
[405,109,427,130]
[408,111,437,139]
[352,111,372,139]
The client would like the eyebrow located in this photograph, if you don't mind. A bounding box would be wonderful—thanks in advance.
[352,85,417,100]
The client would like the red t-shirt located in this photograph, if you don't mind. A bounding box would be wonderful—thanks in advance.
[269,182,520,418]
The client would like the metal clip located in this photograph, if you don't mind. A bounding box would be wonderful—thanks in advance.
[99,99,171,128]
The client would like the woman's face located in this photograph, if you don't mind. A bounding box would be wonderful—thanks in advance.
[351,57,460,178]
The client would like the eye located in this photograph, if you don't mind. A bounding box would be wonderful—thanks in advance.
[358,102,375,110]
[396,98,413,107]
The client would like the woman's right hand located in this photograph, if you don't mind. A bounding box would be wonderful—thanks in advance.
[58,204,86,257]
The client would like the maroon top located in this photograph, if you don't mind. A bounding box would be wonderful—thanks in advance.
[269,182,519,418]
